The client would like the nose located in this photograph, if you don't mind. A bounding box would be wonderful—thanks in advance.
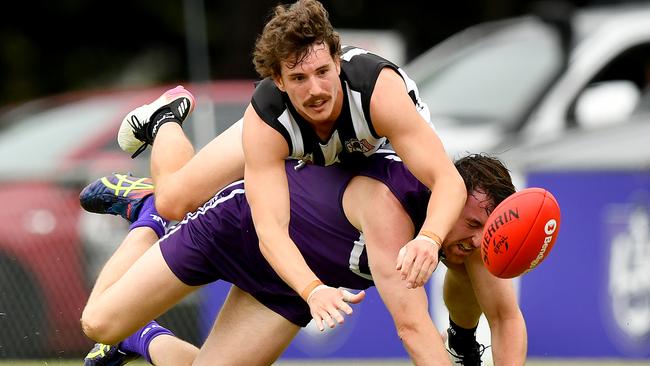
[307,76,323,96]
[471,231,482,249]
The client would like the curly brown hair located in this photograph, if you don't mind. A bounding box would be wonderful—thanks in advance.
[252,0,341,79]
[455,153,516,213]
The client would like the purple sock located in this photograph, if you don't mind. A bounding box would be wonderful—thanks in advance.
[129,195,168,238]
[119,320,174,364]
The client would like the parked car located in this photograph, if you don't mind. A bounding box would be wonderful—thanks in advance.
[404,3,650,160]
[0,81,253,358]
[500,111,650,172]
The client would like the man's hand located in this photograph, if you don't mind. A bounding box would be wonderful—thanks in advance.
[307,286,365,331]
[395,236,441,288]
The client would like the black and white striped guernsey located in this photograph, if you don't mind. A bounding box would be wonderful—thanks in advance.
[250,46,432,167]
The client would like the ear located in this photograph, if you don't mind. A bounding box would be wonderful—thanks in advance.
[273,74,286,92]
[334,57,341,75]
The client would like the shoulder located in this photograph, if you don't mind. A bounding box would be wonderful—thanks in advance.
[463,249,498,287]
[348,152,429,226]
[340,46,399,69]
[443,259,470,277]
[358,151,418,185]
[343,173,411,234]
[242,104,289,160]
[251,78,286,122]
[340,46,400,91]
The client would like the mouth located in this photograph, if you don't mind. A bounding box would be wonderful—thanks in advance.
[306,97,329,111]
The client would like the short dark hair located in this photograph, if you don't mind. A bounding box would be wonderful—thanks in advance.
[454,153,516,212]
[252,0,341,79]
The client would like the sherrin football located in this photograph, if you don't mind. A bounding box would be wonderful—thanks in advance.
[481,187,561,278]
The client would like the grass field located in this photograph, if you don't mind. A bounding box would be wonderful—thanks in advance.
[2,359,650,366]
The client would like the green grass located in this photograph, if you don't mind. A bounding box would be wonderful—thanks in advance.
[2,359,650,366]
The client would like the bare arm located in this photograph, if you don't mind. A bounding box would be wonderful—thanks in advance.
[466,252,527,365]
[242,105,355,330]
[370,68,467,288]
[151,118,246,220]
[343,176,451,366]
[241,105,313,292]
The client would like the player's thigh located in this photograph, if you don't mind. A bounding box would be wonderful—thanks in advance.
[90,242,196,339]
[177,118,245,201]
[195,286,300,366]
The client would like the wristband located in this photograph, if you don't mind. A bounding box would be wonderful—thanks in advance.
[300,279,323,301]
[416,230,442,248]
[419,230,442,245]
[415,235,441,248]
[306,284,329,302]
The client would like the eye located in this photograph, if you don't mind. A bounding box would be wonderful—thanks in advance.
[467,220,482,229]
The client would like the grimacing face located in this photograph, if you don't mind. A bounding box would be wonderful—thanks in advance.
[273,43,343,129]
[442,190,493,265]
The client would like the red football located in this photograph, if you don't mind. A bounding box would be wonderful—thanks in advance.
[481,187,561,278]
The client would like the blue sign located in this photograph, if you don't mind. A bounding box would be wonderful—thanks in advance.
[521,171,650,358]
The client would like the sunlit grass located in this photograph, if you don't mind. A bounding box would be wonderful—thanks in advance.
[2,359,649,366]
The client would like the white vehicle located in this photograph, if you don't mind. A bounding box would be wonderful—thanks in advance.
[413,7,650,362]
[405,3,650,160]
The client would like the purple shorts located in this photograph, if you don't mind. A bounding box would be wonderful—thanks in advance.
[158,183,312,327]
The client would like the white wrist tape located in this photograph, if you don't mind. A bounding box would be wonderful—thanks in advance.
[306,284,329,302]
[415,234,441,248]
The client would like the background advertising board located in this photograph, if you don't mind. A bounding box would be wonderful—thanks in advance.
[521,171,650,358]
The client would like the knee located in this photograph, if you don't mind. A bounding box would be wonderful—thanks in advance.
[155,191,190,221]
[80,313,101,342]
[80,307,117,344]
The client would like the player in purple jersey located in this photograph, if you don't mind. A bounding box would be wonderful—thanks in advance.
[114,0,467,330]
[80,152,527,366]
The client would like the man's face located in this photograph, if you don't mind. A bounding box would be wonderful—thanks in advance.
[273,43,342,127]
[442,190,493,265]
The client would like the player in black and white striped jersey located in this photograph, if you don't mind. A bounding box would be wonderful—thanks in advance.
[113,0,466,360]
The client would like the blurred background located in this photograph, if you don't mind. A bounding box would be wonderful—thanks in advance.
[1,0,650,364]
[0,0,597,108]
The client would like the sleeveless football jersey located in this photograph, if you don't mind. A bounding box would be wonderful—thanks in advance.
[250,46,431,167]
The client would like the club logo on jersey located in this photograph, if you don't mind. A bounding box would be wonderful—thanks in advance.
[345,138,375,154]
[294,153,314,171]
[299,153,314,165]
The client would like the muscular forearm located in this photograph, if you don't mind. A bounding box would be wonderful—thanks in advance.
[490,316,527,366]
[247,181,320,298]
[419,174,466,241]
[399,323,451,366]
[258,235,320,298]
[368,238,451,365]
